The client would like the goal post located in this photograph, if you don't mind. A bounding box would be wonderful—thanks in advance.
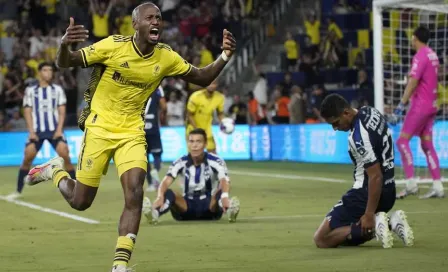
[373,0,448,183]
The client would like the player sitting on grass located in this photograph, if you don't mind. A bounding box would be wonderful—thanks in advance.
[314,94,414,248]
[142,128,240,224]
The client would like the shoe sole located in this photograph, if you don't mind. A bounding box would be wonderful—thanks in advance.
[142,198,154,225]
[393,211,414,247]
[228,197,240,223]
[376,212,394,249]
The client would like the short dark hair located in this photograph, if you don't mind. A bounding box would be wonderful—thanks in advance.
[189,128,207,141]
[320,93,350,119]
[38,62,53,71]
[413,26,430,44]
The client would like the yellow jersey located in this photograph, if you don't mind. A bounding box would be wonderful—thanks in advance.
[284,39,298,60]
[78,35,192,138]
[187,90,224,130]
[304,20,320,45]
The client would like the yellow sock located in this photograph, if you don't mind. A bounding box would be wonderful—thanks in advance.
[113,234,136,267]
[51,168,69,187]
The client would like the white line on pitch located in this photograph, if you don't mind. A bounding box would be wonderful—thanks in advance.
[229,170,346,183]
[0,195,100,224]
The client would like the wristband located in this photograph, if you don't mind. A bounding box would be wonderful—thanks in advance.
[221,192,229,199]
[221,51,230,62]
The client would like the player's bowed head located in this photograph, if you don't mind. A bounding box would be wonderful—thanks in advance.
[320,94,358,132]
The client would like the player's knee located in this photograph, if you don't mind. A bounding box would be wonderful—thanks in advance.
[126,185,144,208]
[313,231,329,248]
[420,140,433,152]
[70,199,92,211]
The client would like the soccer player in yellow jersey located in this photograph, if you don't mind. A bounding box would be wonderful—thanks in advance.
[24,2,236,272]
[186,81,225,154]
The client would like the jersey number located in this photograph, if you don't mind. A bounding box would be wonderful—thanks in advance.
[382,132,394,170]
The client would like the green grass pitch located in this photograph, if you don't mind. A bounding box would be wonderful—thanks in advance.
[0,162,447,272]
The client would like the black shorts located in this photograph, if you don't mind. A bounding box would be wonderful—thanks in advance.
[326,186,396,230]
[26,131,67,151]
[144,131,163,155]
[171,191,223,221]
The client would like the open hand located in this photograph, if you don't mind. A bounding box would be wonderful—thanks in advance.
[61,17,89,45]
[221,29,236,58]
[153,196,165,210]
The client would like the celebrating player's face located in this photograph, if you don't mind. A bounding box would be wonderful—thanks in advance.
[135,5,163,45]
[188,134,206,157]
[39,66,53,83]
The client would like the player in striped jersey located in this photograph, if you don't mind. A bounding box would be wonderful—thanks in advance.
[7,62,75,199]
[314,94,414,249]
[142,128,240,224]
[143,86,166,192]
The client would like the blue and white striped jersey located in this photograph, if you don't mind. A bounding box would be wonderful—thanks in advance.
[348,106,395,189]
[166,153,229,199]
[23,84,67,133]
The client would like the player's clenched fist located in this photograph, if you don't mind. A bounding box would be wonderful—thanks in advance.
[61,17,89,45]
[221,29,236,58]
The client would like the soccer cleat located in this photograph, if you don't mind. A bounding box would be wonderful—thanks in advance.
[111,265,136,272]
[375,212,394,249]
[227,196,240,223]
[390,210,414,247]
[396,186,418,199]
[24,157,64,186]
[418,188,444,199]
[142,197,159,225]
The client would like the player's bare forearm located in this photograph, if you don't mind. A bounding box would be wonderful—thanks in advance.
[56,44,84,68]
[157,176,174,197]
[365,163,383,215]
[182,59,227,87]
[218,112,225,122]
[401,77,419,105]
[56,105,66,133]
[23,107,34,134]
[219,178,230,193]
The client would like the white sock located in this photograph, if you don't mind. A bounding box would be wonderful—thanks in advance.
[407,178,418,190]
[433,180,444,191]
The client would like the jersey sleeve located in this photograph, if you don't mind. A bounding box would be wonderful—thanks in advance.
[353,121,378,169]
[23,87,33,108]
[56,85,67,106]
[166,158,185,179]
[209,156,230,182]
[79,36,114,68]
[409,53,426,80]
[167,50,192,77]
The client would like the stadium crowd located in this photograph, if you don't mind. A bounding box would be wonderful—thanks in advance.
[0,0,274,131]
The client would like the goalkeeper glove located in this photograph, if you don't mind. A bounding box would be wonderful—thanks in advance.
[394,102,405,116]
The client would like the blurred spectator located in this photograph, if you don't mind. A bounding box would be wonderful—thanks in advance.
[29,28,45,58]
[0,111,7,131]
[308,85,327,123]
[355,69,373,107]
[320,30,344,68]
[252,64,268,106]
[222,87,233,114]
[333,0,351,14]
[89,0,114,42]
[3,75,23,116]
[199,43,214,68]
[303,12,320,47]
[288,85,306,124]
[1,23,18,62]
[284,31,299,72]
[247,91,265,125]
[273,89,290,124]
[166,90,185,126]
[228,94,247,124]
[8,108,26,131]
[302,35,320,65]
[280,72,294,93]
[299,53,318,88]
[327,18,343,41]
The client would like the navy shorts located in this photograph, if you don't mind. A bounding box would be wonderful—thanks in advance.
[144,131,163,155]
[26,131,67,151]
[171,191,223,221]
[326,186,396,230]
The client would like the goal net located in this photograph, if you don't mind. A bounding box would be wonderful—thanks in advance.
[373,0,448,184]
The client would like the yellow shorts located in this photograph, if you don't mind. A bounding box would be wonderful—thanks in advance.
[186,125,216,151]
[76,129,148,187]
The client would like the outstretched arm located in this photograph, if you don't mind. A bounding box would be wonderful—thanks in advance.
[181,29,236,87]
[56,17,89,68]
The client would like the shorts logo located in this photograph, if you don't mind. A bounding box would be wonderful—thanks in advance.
[85,158,94,170]
[153,65,161,76]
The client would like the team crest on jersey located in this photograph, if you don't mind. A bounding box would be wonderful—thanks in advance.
[85,158,94,170]
[354,140,366,156]
[87,45,95,56]
[153,65,161,76]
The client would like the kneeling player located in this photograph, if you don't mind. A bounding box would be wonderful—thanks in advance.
[314,94,414,248]
[142,128,240,223]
